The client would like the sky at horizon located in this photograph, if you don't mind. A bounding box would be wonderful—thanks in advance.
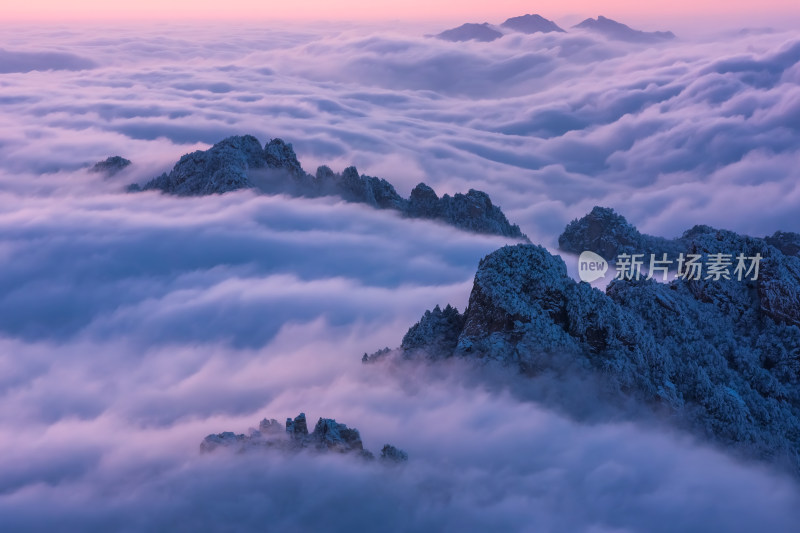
[3,0,800,25]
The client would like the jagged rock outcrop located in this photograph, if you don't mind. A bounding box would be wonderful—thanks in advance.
[437,189,523,237]
[362,347,391,364]
[766,231,800,258]
[323,165,407,210]
[560,206,800,261]
[380,444,408,463]
[404,183,526,238]
[500,14,565,34]
[400,304,465,358]
[560,207,800,329]
[90,156,131,177]
[201,413,408,463]
[574,16,676,43]
[406,183,439,217]
[264,138,304,179]
[374,213,800,474]
[435,23,504,42]
[130,135,527,240]
[132,135,265,195]
[559,206,683,259]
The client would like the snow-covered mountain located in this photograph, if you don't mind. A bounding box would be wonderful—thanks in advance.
[366,207,800,474]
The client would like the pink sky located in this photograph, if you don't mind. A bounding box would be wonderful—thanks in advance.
[3,0,800,22]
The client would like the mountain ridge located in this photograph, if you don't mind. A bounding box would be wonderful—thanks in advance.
[128,134,528,240]
[434,14,673,43]
[574,16,676,43]
[366,207,800,475]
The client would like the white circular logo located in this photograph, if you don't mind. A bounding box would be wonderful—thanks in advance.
[578,251,608,282]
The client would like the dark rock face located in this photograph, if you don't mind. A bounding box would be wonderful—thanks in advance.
[401,304,465,358]
[766,231,800,257]
[380,444,409,463]
[138,135,265,196]
[323,165,407,211]
[407,183,440,217]
[560,207,800,329]
[405,184,526,239]
[131,135,526,240]
[362,347,391,364]
[264,138,304,179]
[90,156,131,177]
[311,417,365,453]
[574,16,676,43]
[385,215,800,473]
[437,189,524,238]
[559,206,682,259]
[201,413,407,463]
[501,14,565,34]
[435,23,504,43]
[285,412,309,439]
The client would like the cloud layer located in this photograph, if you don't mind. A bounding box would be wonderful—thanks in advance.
[1,20,800,531]
[2,24,800,240]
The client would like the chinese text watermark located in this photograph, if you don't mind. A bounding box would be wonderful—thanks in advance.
[578,251,762,283]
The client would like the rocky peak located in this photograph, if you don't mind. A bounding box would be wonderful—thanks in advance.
[574,16,676,43]
[130,134,527,239]
[90,155,131,177]
[560,206,800,329]
[336,165,375,205]
[438,189,527,240]
[137,135,264,196]
[311,417,365,452]
[401,304,465,357]
[286,412,309,438]
[435,23,503,43]
[766,231,800,257]
[315,164,336,182]
[408,183,439,212]
[559,206,680,259]
[219,134,266,168]
[380,444,408,463]
[379,213,800,474]
[264,138,304,178]
[500,14,565,34]
[259,417,283,434]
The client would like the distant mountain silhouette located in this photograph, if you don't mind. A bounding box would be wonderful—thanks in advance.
[433,15,675,45]
[435,23,503,42]
[574,16,676,43]
[501,14,565,34]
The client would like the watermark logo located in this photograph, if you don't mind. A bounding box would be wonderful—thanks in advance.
[575,251,762,282]
[578,251,608,282]
[614,252,761,281]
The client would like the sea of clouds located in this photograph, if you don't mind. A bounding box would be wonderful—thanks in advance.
[1,20,800,531]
